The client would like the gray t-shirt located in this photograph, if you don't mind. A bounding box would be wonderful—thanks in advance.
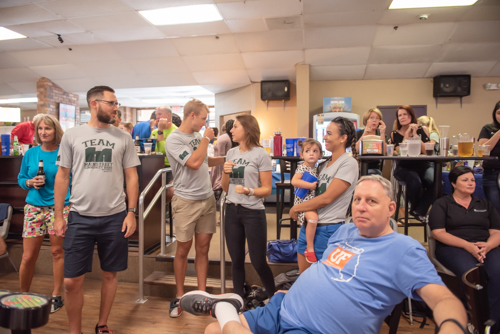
[57,124,141,216]
[316,153,358,225]
[226,146,272,210]
[165,130,213,200]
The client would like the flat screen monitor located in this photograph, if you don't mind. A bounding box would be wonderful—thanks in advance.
[0,107,21,123]
[59,103,76,132]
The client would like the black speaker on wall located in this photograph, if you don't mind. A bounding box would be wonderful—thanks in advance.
[261,80,290,101]
[433,75,471,97]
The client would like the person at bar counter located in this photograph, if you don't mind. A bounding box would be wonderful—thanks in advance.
[478,100,500,215]
[428,166,500,323]
[165,99,225,318]
[53,85,140,334]
[10,114,43,144]
[131,110,156,139]
[221,115,275,301]
[391,105,434,223]
[289,117,359,273]
[17,114,71,314]
[355,108,389,175]
[179,175,467,334]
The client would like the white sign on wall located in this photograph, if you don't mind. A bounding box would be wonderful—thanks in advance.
[0,107,21,122]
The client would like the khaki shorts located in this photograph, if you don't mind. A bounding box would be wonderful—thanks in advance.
[172,195,216,242]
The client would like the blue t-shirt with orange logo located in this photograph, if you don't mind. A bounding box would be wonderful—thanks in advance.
[280,223,443,334]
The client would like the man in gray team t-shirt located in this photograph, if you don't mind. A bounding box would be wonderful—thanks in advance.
[54,86,140,334]
[165,99,225,318]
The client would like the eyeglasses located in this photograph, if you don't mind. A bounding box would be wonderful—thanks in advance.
[95,99,121,107]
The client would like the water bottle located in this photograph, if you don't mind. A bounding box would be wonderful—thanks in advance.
[273,130,282,157]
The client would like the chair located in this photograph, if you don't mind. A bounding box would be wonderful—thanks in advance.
[0,204,17,273]
[394,181,427,242]
[276,159,296,240]
[425,224,455,277]
[463,264,498,334]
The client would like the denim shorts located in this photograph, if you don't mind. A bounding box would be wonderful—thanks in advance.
[63,210,128,278]
[297,222,344,261]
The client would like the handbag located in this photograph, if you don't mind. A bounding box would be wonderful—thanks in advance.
[266,239,298,263]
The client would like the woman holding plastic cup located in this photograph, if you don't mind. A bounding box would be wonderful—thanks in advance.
[478,100,500,214]
[221,115,275,300]
[355,108,389,174]
[391,105,434,223]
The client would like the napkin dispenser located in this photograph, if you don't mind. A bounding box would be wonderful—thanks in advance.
[358,135,384,156]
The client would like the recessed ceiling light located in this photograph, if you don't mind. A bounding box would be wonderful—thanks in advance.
[389,0,478,9]
[139,4,223,26]
[0,98,38,104]
[0,27,27,41]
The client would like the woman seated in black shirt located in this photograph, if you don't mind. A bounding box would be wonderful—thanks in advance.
[390,105,433,222]
[429,166,500,323]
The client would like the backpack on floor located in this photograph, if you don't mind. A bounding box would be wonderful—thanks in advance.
[274,268,300,291]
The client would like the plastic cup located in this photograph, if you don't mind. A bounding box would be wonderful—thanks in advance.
[285,138,295,156]
[144,142,152,154]
[399,143,408,157]
[438,125,450,138]
[293,171,317,199]
[386,144,394,156]
[479,144,490,157]
[424,142,434,156]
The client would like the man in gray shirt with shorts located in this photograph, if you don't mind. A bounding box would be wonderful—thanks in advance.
[54,86,140,334]
[165,99,224,318]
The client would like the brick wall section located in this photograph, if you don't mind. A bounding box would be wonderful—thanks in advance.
[37,77,80,124]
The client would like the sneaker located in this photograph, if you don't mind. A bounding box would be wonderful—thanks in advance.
[410,211,428,223]
[50,296,64,314]
[169,297,182,318]
[304,249,317,263]
[180,291,243,319]
[95,324,115,334]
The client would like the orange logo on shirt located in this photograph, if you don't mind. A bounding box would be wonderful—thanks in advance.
[323,246,355,270]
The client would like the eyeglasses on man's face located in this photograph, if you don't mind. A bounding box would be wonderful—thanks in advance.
[95,99,121,107]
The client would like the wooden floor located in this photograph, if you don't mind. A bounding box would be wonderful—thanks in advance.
[0,273,437,334]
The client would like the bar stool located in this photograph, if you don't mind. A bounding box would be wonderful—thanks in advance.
[394,181,427,242]
[276,159,296,240]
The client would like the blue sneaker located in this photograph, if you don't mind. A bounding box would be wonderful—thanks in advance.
[180,291,243,319]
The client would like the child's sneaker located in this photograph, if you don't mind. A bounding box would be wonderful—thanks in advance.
[180,291,243,318]
[304,249,317,263]
[169,297,182,318]
[50,295,64,313]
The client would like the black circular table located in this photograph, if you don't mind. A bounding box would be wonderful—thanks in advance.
[0,290,51,334]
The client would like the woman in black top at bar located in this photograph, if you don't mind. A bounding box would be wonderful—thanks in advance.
[478,100,500,214]
[428,166,500,323]
[390,105,433,222]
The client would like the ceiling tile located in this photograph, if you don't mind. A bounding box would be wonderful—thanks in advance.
[10,48,70,67]
[242,50,304,69]
[306,47,370,66]
[0,52,26,69]
[448,21,500,43]
[171,34,240,56]
[121,0,212,11]
[247,68,296,82]
[364,63,430,79]
[112,40,180,59]
[0,83,20,95]
[50,78,97,93]
[183,54,246,72]
[193,70,250,85]
[87,75,142,90]
[0,4,59,26]
[29,64,86,80]
[127,57,190,74]
[235,29,303,52]
[460,4,500,21]
[39,0,133,18]
[368,45,441,64]
[63,44,123,62]
[35,35,79,47]
[5,81,36,94]
[303,11,385,28]
[303,0,390,14]
[378,7,469,25]
[216,0,302,20]
[53,32,107,45]
[265,16,302,30]
[0,0,49,8]
[5,20,85,38]
[310,65,366,81]
[156,21,231,38]
[136,73,199,88]
[93,26,165,42]
[305,26,377,48]
[69,12,151,31]
[0,68,40,83]
[437,43,500,63]
[425,62,497,77]
[226,18,268,33]
[373,22,456,46]
[0,38,51,52]
[487,62,500,76]
[75,60,137,77]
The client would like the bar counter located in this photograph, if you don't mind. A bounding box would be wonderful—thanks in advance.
[0,154,165,252]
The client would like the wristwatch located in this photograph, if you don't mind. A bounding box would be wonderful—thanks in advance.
[157,130,164,135]
[128,208,137,213]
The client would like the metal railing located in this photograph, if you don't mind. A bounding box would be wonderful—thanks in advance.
[136,167,173,304]
[219,191,227,293]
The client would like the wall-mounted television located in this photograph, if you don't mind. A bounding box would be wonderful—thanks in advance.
[59,103,76,132]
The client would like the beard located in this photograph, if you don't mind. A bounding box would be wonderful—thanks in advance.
[96,105,116,124]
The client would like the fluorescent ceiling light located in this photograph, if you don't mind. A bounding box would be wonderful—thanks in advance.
[389,0,478,9]
[0,98,38,104]
[139,4,223,26]
[0,27,27,41]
